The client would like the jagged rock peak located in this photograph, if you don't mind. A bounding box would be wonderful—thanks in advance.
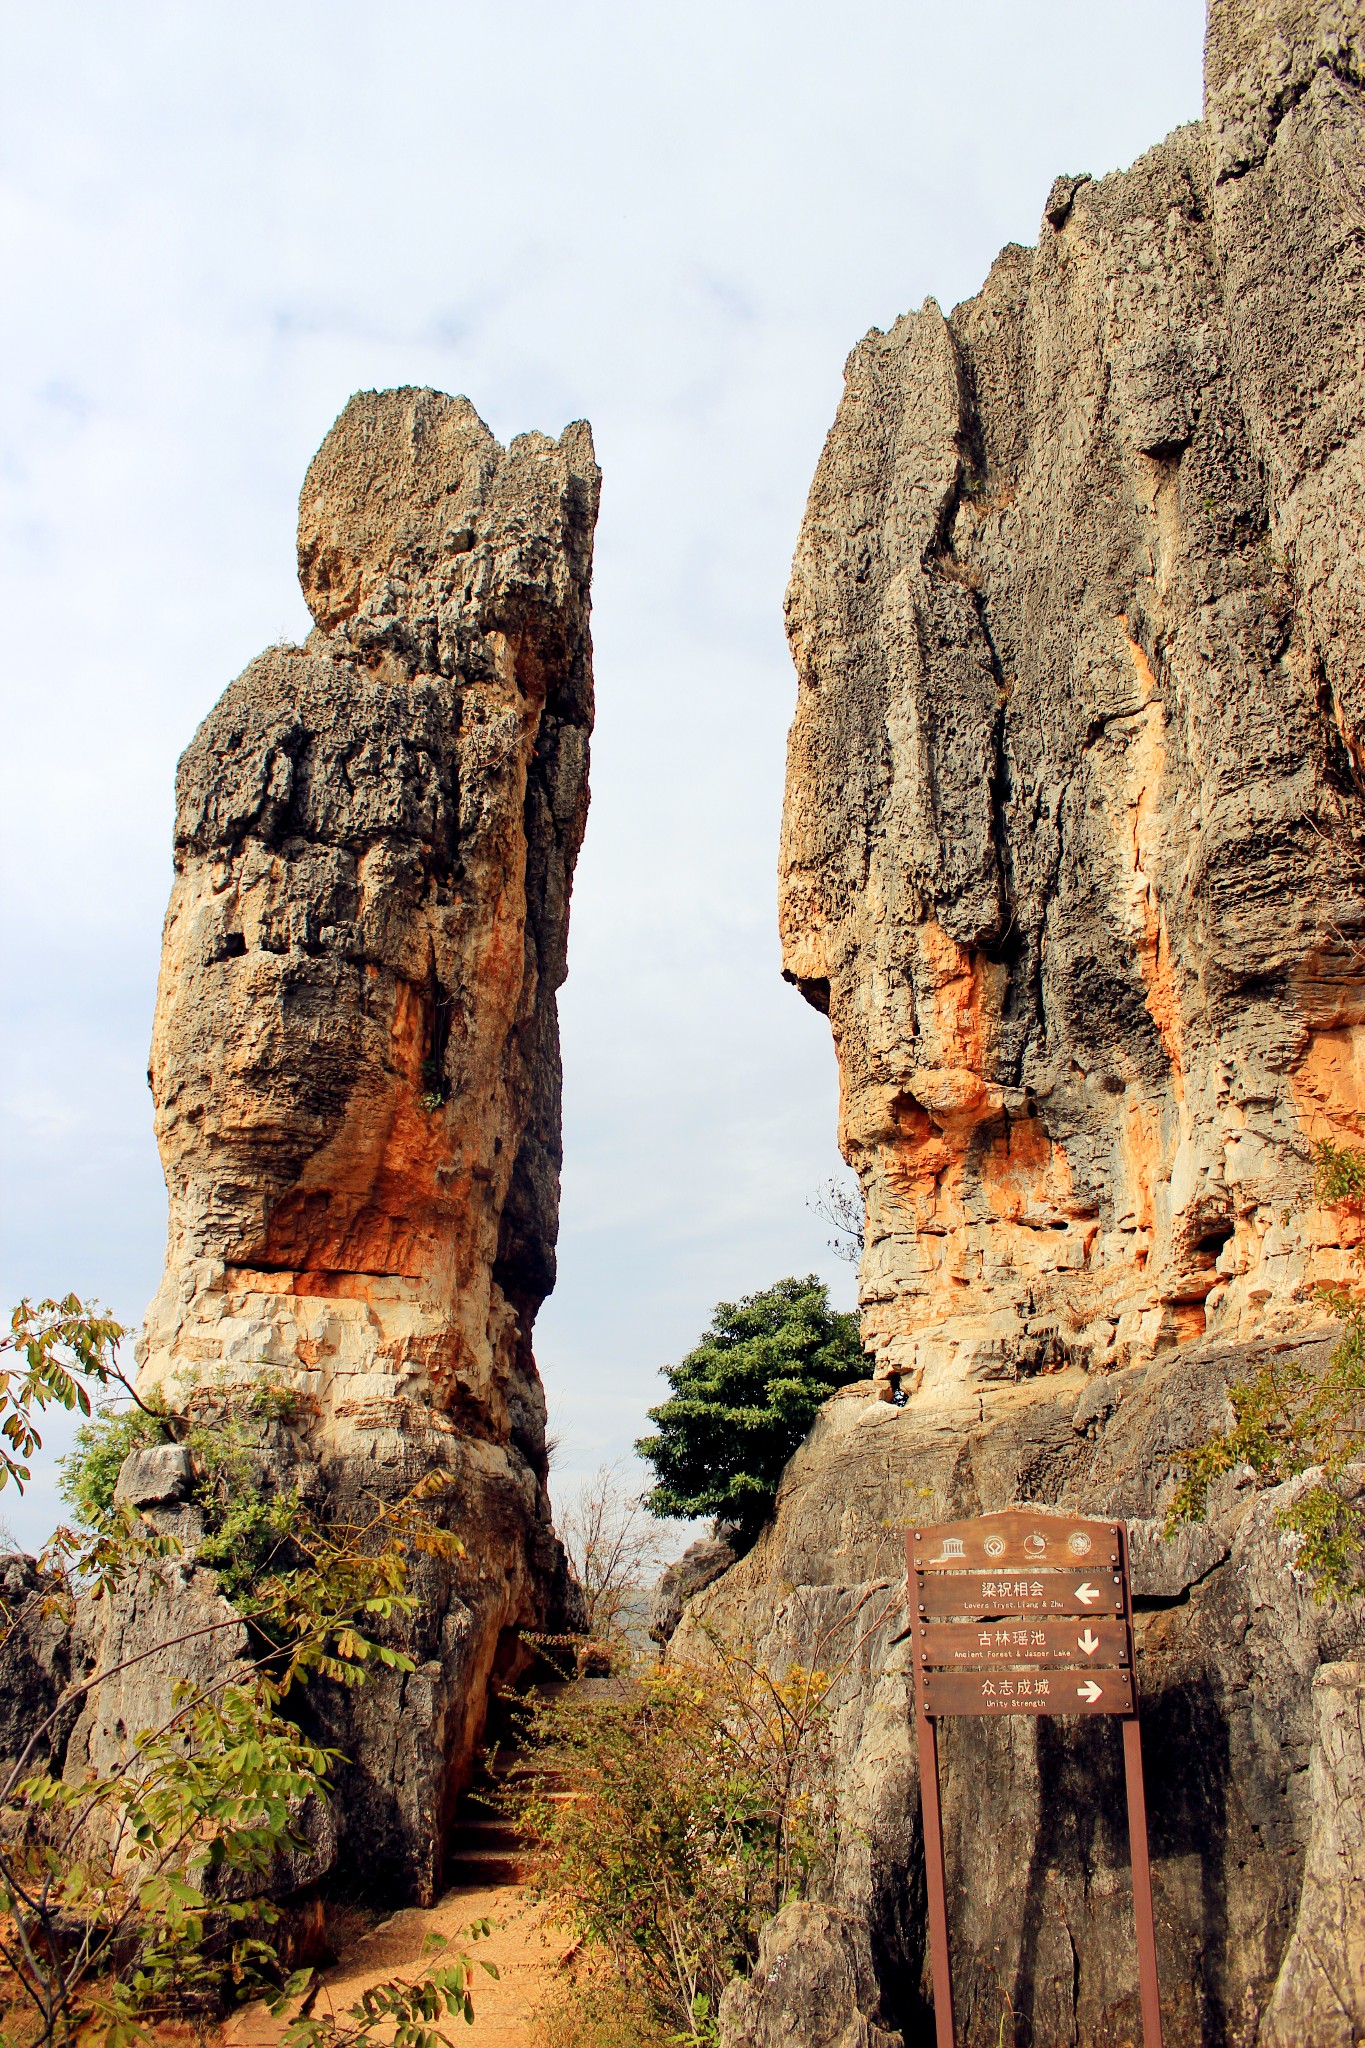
[125,387,598,1899]
[702,4,1365,2045]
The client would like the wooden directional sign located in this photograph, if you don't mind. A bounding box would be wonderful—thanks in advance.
[907,1510,1162,2048]
[918,1616,1129,1668]
[915,1569,1124,1618]
[911,1510,1120,1573]
[922,1668,1134,1716]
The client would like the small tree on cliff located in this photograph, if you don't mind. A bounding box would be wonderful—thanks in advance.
[636,1277,865,1549]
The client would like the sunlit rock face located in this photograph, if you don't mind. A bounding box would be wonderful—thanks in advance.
[699,7,1365,2046]
[134,387,598,1898]
[779,0,1365,1399]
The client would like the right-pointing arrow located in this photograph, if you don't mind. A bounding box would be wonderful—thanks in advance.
[1075,1581,1100,1605]
[1078,1628,1100,1657]
[1076,1679,1103,1704]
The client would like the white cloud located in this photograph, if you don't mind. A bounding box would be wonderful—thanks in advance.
[0,0,1204,1541]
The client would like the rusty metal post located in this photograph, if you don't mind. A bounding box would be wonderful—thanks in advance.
[907,1512,1162,2048]
[1118,1525,1163,2048]
[910,1539,956,2048]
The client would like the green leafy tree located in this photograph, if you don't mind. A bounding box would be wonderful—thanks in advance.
[636,1277,865,1547]
[1169,1139,1365,1600]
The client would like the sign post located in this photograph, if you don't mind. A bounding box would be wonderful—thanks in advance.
[908,1510,1162,2048]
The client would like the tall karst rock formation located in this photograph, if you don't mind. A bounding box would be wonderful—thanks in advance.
[781,1,1365,1395]
[690,4,1365,2045]
[131,388,598,1900]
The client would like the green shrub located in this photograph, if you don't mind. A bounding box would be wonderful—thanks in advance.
[636,1277,865,1546]
[59,1374,310,1605]
[4,1294,480,2048]
[1169,1139,1365,1599]
[534,1972,674,2048]
[59,1402,172,1523]
[518,1638,838,2044]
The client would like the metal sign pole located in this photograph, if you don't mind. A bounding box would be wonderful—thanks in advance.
[912,1656,956,2048]
[1118,1525,1163,2048]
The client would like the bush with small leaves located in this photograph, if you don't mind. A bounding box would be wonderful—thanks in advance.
[1169,1140,1365,1600]
[636,1277,865,1547]
[0,1296,492,2048]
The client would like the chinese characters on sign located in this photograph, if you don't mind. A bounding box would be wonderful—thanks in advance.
[907,1510,1162,2048]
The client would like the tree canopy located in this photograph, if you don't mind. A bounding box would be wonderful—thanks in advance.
[636,1276,866,1547]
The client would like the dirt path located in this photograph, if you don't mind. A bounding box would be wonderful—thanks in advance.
[222,1879,574,2048]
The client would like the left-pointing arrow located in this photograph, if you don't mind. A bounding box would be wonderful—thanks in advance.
[1076,1679,1103,1704]
[1075,1582,1100,1605]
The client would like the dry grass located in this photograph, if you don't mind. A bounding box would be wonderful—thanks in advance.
[533,1967,674,2048]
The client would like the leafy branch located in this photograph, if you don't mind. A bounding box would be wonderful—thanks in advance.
[0,1294,488,2048]
[0,1296,150,1495]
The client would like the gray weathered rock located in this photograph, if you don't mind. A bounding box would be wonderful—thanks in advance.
[1126,1513,1230,1599]
[1260,1659,1365,2047]
[92,387,599,1903]
[649,1531,738,1647]
[0,1554,71,1780]
[113,1442,194,1508]
[718,1904,905,2048]
[690,1339,1364,2047]
[63,1555,253,1787]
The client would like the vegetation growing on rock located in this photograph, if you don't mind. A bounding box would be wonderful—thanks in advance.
[0,1297,494,2048]
[636,1277,865,1547]
[1171,1140,1365,1600]
[518,1633,841,2044]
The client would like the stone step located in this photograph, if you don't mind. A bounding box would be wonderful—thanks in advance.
[443,1850,530,1887]
[451,1817,522,1851]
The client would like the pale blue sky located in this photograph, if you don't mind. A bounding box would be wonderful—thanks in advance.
[0,0,1205,1547]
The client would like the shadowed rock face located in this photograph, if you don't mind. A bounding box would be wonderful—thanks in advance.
[125,387,598,1899]
[780,0,1365,1397]
[695,1350,1365,2048]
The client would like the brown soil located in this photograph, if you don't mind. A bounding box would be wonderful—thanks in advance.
[220,1878,575,2048]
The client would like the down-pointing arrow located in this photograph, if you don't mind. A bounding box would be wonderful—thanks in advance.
[1078,1628,1100,1657]
[1076,1679,1104,1704]
[1075,1581,1100,1605]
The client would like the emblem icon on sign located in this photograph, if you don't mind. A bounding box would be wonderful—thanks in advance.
[1024,1532,1048,1557]
[1068,1532,1093,1556]
[983,1535,1005,1557]
[933,1537,966,1562]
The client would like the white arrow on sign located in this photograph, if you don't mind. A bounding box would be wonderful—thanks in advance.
[1076,1679,1104,1704]
[1078,1629,1100,1658]
[1075,1582,1100,1605]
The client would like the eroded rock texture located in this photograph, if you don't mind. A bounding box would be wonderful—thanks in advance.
[124,387,598,1899]
[780,0,1365,1396]
[695,1352,1365,2048]
[713,2,1365,2042]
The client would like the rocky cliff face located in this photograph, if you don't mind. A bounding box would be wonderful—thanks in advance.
[703,3,1365,2043]
[118,387,598,1901]
[780,0,1365,1397]
[693,1350,1364,2047]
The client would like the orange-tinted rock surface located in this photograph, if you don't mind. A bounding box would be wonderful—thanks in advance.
[134,387,598,1898]
[780,0,1365,1399]
[702,6,1365,2046]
